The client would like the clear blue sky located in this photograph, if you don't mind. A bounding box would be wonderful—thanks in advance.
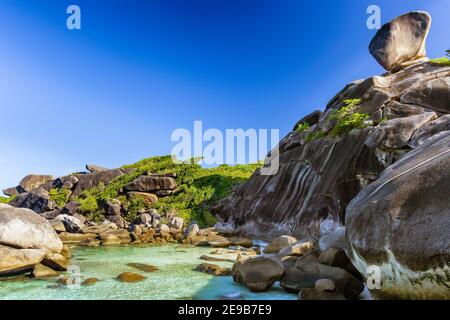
[0,0,449,191]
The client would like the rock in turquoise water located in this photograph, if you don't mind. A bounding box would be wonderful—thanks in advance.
[0,244,296,300]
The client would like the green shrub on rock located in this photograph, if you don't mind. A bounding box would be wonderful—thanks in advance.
[330,99,369,136]
[429,57,450,66]
[49,188,71,208]
[294,122,310,133]
[0,195,15,204]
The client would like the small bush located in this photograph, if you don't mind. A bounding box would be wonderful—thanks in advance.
[49,188,71,208]
[330,99,369,136]
[78,195,99,214]
[123,196,148,222]
[0,196,15,204]
[295,122,310,133]
[429,57,450,66]
[305,129,326,142]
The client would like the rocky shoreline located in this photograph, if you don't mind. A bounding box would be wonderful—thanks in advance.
[0,201,365,300]
[1,11,449,300]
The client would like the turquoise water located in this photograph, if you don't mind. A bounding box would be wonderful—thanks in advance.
[0,244,296,300]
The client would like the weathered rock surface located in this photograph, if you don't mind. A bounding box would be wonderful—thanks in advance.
[19,174,54,192]
[70,169,123,199]
[52,175,78,190]
[32,263,58,278]
[366,112,436,149]
[232,256,284,292]
[51,214,85,233]
[264,235,298,254]
[168,216,184,230]
[280,253,363,299]
[0,245,45,276]
[127,192,158,204]
[59,232,96,244]
[346,132,450,299]
[184,223,199,238]
[9,188,56,213]
[0,204,63,254]
[195,263,231,276]
[409,114,450,148]
[86,164,109,173]
[2,186,22,197]
[124,176,177,192]
[369,11,431,71]
[213,59,449,240]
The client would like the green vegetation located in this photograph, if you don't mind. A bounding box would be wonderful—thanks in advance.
[429,57,450,66]
[305,129,326,142]
[74,156,261,227]
[295,121,310,133]
[304,99,368,142]
[49,188,71,208]
[0,195,15,204]
[330,99,369,136]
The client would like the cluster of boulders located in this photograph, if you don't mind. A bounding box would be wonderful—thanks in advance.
[0,204,71,279]
[213,11,450,299]
[231,233,364,300]
[3,164,178,220]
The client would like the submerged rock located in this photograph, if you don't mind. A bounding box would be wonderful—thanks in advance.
[116,272,146,283]
[82,278,99,286]
[127,263,159,273]
[195,263,231,276]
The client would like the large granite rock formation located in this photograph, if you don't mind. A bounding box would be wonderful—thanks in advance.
[369,11,431,72]
[213,37,449,241]
[0,204,63,254]
[213,11,449,299]
[19,174,54,192]
[346,132,450,299]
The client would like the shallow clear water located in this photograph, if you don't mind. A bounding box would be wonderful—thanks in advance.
[0,244,296,300]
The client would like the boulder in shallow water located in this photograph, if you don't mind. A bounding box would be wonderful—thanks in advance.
[32,263,58,279]
[232,256,284,292]
[280,252,363,299]
[0,204,63,254]
[264,235,298,254]
[0,245,45,276]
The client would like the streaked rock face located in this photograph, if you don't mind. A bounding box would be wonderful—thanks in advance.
[213,61,450,241]
[0,204,63,254]
[346,132,450,299]
[369,11,431,71]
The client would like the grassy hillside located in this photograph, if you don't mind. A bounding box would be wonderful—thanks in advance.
[76,156,261,227]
